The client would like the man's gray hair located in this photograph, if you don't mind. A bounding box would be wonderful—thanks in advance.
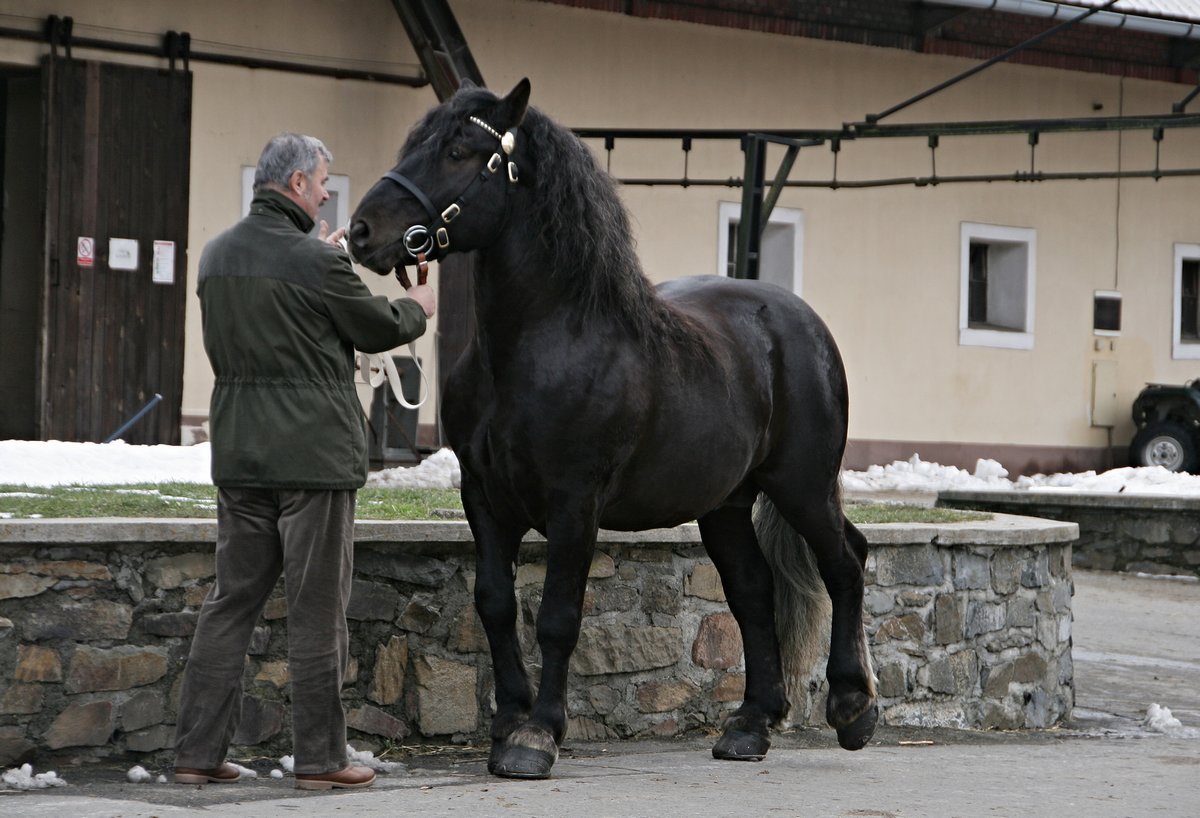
[253,133,332,190]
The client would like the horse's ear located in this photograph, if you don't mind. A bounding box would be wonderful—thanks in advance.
[498,78,531,128]
[457,78,476,91]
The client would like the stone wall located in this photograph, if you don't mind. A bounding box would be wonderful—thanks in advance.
[938,490,1200,578]
[0,515,1077,766]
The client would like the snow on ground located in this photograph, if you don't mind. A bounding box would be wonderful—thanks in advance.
[4,440,1200,496]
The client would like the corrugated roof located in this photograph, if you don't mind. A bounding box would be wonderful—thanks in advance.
[1065,1,1200,23]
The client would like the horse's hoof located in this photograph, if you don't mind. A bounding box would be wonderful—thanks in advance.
[712,729,770,761]
[491,745,556,779]
[835,703,878,751]
[487,740,503,774]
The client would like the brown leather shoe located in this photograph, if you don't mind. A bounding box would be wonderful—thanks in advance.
[295,765,377,791]
[174,762,241,784]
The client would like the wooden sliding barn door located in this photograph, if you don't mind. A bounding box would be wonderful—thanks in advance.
[41,56,191,444]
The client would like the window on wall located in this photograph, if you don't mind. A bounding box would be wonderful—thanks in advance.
[717,202,804,297]
[241,166,350,236]
[1173,244,1200,359]
[959,222,1036,350]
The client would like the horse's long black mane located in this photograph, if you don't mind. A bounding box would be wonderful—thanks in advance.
[403,88,712,359]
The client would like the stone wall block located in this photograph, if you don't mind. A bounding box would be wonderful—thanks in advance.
[254,660,289,689]
[865,588,896,616]
[144,553,214,589]
[982,661,1015,699]
[413,654,478,736]
[952,552,990,590]
[124,724,173,752]
[398,595,441,633]
[355,551,455,587]
[934,593,963,645]
[346,579,401,622]
[712,672,746,703]
[142,611,199,637]
[0,726,35,767]
[876,662,908,698]
[14,644,62,682]
[575,625,684,675]
[691,613,743,669]
[875,612,925,644]
[875,545,942,587]
[0,683,43,714]
[369,635,409,706]
[1006,596,1035,628]
[448,604,487,654]
[637,679,700,713]
[641,577,682,616]
[22,599,132,641]
[0,574,56,599]
[684,563,726,602]
[588,552,617,579]
[65,645,169,693]
[990,550,1025,595]
[45,699,115,748]
[1020,551,1051,588]
[119,689,165,732]
[262,595,288,620]
[965,602,1005,638]
[347,703,409,739]
[926,650,978,695]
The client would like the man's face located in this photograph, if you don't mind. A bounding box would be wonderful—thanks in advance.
[293,155,330,221]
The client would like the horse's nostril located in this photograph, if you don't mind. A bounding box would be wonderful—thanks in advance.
[349,220,370,245]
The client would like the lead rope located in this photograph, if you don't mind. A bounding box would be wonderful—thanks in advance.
[338,235,430,411]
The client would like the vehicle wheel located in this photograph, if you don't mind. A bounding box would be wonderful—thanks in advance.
[1130,421,1200,473]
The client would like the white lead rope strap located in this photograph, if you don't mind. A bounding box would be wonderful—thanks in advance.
[358,346,428,410]
[339,231,431,411]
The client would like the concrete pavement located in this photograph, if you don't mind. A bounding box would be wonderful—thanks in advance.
[4,569,1198,818]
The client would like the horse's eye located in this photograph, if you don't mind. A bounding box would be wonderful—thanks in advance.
[448,146,467,161]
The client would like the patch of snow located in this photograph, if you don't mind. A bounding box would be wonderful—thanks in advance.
[1144,703,1200,738]
[126,765,153,783]
[279,755,294,773]
[368,448,460,490]
[229,762,257,779]
[348,744,406,773]
[270,769,284,779]
[2,764,67,789]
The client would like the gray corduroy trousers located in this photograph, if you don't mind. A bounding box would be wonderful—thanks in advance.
[174,487,356,775]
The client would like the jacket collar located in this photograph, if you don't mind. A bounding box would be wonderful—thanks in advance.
[249,188,315,235]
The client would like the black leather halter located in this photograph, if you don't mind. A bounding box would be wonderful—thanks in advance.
[377,116,519,261]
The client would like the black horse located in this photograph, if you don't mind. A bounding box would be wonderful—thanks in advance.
[348,79,876,779]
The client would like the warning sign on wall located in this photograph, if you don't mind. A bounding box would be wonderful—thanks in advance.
[77,236,94,268]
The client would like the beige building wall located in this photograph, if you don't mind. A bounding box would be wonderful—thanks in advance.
[3,0,1197,471]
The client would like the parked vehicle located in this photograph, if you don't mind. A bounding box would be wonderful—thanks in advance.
[1129,379,1200,473]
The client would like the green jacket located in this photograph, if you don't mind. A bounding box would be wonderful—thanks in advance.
[198,189,426,489]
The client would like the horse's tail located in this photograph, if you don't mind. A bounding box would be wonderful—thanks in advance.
[752,495,831,721]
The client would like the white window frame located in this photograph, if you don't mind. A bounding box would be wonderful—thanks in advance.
[958,222,1036,351]
[717,201,804,298]
[241,166,350,234]
[1173,243,1200,360]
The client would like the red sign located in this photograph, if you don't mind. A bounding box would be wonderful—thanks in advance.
[77,236,95,268]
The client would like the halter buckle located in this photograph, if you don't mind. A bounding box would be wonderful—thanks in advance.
[436,227,450,249]
[508,162,519,183]
[441,202,461,222]
[487,153,503,174]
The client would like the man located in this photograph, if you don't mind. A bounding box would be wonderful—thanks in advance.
[174,133,435,790]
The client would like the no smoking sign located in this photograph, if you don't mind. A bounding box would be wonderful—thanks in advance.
[77,236,95,268]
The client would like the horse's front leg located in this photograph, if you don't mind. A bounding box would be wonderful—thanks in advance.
[462,477,533,773]
[490,503,598,779]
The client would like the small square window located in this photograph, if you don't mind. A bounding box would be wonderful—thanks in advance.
[1093,290,1121,336]
[959,223,1036,350]
[1173,244,1200,359]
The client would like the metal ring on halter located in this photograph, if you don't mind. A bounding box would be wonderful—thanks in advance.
[403,224,434,257]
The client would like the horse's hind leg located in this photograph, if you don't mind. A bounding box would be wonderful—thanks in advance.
[764,487,877,750]
[698,504,788,761]
[462,478,534,773]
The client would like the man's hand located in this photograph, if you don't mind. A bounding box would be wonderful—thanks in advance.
[319,220,348,247]
[406,284,436,318]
